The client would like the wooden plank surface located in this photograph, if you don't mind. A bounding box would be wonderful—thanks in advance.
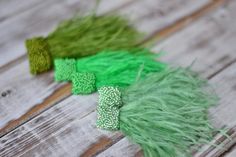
[1,0,235,156]
[1,0,236,156]
[0,0,218,136]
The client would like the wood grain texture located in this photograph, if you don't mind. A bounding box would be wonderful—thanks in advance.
[1,1,235,156]
[0,94,121,157]
[0,0,215,136]
[0,0,47,22]
[116,0,211,34]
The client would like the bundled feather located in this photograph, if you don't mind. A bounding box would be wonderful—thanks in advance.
[54,49,166,94]
[25,15,143,74]
[97,67,218,157]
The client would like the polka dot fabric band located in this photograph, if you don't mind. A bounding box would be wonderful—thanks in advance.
[26,37,52,74]
[97,87,122,130]
[54,59,76,81]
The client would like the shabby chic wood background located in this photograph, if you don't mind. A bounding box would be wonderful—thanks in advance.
[0,0,236,156]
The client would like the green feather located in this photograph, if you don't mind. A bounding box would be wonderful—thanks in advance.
[26,15,143,74]
[48,15,142,58]
[118,67,218,157]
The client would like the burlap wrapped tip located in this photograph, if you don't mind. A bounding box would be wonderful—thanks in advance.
[54,59,76,81]
[25,37,52,75]
[72,72,96,94]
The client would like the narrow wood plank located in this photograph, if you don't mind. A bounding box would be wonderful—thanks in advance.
[0,0,212,69]
[0,0,215,136]
[96,138,140,157]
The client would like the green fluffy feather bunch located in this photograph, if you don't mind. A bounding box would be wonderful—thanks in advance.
[118,67,217,157]
[48,15,142,58]
[54,49,166,94]
[26,15,143,74]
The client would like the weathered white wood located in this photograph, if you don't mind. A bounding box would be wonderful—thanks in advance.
[1,1,236,156]
[99,62,236,157]
[96,138,140,157]
[0,0,134,68]
[0,0,48,22]
[153,1,236,78]
[1,0,234,156]
[0,0,213,133]
[0,94,107,157]
[225,145,236,157]
[0,60,64,128]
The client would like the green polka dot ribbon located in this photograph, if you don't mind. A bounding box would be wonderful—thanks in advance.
[97,86,122,130]
[25,37,52,74]
[54,59,76,81]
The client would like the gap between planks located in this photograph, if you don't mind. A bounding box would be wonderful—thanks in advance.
[0,0,227,138]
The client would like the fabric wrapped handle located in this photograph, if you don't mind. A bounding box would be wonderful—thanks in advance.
[97,86,122,130]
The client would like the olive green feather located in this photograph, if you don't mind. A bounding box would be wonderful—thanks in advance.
[25,15,143,74]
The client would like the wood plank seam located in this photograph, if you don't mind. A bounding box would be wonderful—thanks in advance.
[219,141,236,157]
[208,58,236,79]
[196,126,236,157]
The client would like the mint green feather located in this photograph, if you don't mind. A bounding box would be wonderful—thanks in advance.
[118,67,218,157]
